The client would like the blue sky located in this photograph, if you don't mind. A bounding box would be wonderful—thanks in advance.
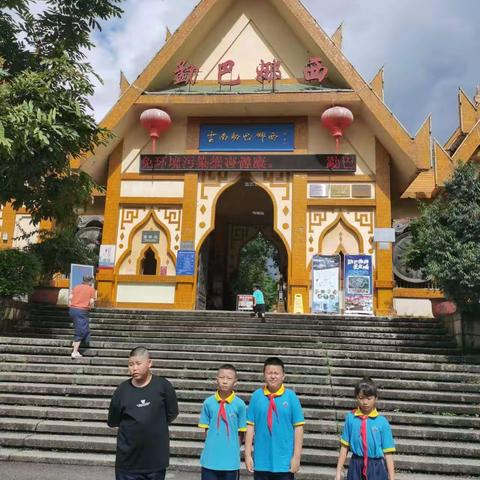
[89,0,480,143]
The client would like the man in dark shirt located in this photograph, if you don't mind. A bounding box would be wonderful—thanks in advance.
[108,346,179,480]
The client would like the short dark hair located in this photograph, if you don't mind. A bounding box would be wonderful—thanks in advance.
[218,364,237,376]
[129,346,150,359]
[263,356,284,373]
[354,377,378,397]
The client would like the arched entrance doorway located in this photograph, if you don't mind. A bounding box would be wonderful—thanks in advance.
[196,176,288,310]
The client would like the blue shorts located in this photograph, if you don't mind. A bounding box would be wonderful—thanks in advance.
[347,455,388,480]
[254,472,294,480]
[115,469,165,480]
[201,467,239,480]
[69,307,91,343]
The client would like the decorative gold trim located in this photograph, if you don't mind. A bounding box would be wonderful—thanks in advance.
[115,210,177,276]
[318,212,364,254]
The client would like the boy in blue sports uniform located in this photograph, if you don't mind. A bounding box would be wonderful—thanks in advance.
[245,357,304,480]
[336,377,395,480]
[198,364,247,480]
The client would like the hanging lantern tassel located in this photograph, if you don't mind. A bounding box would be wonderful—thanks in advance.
[140,108,172,153]
[321,106,354,153]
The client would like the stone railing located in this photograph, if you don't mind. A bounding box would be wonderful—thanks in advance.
[0,298,30,333]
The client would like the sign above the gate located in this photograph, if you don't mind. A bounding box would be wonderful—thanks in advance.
[199,123,295,152]
[139,154,356,172]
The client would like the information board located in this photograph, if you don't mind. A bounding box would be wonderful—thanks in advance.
[176,250,195,276]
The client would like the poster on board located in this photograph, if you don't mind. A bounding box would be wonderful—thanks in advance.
[69,264,95,292]
[311,255,340,314]
[344,255,373,315]
[98,245,116,269]
[236,294,254,311]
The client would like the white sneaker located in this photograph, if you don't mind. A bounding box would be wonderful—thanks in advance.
[71,351,83,359]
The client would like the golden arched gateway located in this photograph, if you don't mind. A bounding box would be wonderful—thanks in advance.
[7,0,477,315]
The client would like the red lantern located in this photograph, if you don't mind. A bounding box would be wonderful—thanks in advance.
[140,109,172,153]
[321,106,354,153]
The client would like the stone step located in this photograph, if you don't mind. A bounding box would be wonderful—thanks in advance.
[1,432,479,475]
[28,316,446,333]
[25,325,453,344]
[1,382,479,417]
[2,363,478,395]
[2,401,479,431]
[2,374,480,405]
[0,450,474,480]
[0,337,322,358]
[2,416,479,449]
[5,333,314,348]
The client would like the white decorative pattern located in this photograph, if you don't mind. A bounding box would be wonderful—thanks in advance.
[251,172,292,251]
[195,172,241,249]
[306,208,375,266]
[116,207,182,264]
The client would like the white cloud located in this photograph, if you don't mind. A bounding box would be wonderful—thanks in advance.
[88,0,480,142]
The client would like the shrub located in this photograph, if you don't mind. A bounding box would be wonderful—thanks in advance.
[0,249,41,297]
[28,228,97,285]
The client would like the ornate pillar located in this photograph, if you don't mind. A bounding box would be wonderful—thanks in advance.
[375,139,394,315]
[174,173,198,309]
[289,174,309,312]
[97,141,123,306]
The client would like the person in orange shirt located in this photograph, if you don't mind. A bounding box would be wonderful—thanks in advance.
[69,275,96,359]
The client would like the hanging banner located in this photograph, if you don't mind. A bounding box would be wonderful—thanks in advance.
[344,255,373,315]
[311,255,340,314]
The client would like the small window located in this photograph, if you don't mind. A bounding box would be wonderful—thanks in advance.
[141,247,157,275]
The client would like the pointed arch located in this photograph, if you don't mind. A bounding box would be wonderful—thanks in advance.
[115,209,176,275]
[136,244,160,275]
[318,213,364,254]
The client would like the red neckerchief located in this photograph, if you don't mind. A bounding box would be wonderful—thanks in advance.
[353,408,379,479]
[215,391,235,438]
[264,385,285,433]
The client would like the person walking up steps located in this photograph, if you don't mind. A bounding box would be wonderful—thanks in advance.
[69,274,95,359]
[251,284,266,322]
[335,377,395,480]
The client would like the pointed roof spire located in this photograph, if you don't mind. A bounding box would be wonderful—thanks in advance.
[165,26,172,42]
[331,23,343,49]
[119,71,130,96]
[369,66,384,101]
[474,85,480,107]
[433,139,454,187]
[413,115,432,170]
[458,87,478,133]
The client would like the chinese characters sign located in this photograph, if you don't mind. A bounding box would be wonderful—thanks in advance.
[172,57,327,88]
[199,124,294,151]
[139,154,356,172]
[141,231,160,244]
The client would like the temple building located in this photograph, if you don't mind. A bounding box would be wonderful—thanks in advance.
[2,0,479,315]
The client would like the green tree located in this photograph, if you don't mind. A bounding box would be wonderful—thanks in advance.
[407,161,480,313]
[28,227,97,285]
[0,248,41,297]
[230,233,279,310]
[0,0,123,226]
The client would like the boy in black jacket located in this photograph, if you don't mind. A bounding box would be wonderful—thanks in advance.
[108,346,179,480]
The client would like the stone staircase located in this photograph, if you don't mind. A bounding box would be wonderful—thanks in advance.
[0,306,479,479]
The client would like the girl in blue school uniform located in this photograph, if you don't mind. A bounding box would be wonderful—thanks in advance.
[335,378,395,480]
